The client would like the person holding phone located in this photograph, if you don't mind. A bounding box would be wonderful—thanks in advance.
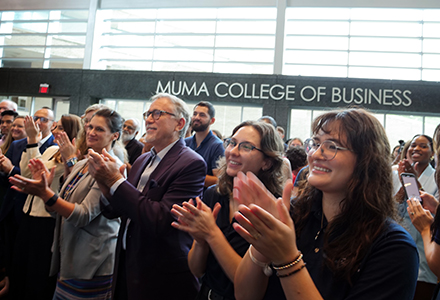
[232,108,418,300]
[394,134,438,300]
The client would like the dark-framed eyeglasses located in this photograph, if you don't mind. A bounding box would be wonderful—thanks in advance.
[143,110,176,121]
[223,138,264,154]
[33,116,53,123]
[304,138,352,161]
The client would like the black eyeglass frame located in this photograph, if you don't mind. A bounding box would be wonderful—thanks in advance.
[223,138,265,154]
[143,109,176,121]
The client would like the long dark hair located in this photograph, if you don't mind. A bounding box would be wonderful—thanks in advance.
[53,114,82,163]
[216,120,284,197]
[292,107,395,281]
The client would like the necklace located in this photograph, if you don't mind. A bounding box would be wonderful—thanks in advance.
[314,213,325,253]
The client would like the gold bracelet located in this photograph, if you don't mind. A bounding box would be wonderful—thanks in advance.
[272,252,303,270]
[248,245,273,276]
[277,263,307,278]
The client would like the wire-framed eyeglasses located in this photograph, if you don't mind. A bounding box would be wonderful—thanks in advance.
[143,110,176,121]
[223,138,264,154]
[304,138,352,161]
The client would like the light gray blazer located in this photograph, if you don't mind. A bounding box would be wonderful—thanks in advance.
[50,158,121,280]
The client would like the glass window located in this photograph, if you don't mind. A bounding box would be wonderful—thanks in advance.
[93,7,276,73]
[425,116,440,137]
[290,109,312,140]
[386,114,423,146]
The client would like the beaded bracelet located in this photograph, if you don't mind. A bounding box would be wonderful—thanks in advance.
[277,263,307,278]
[272,252,303,270]
[249,245,273,276]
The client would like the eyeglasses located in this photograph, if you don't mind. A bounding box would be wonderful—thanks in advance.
[304,138,352,161]
[224,138,264,154]
[143,110,176,121]
[33,116,53,123]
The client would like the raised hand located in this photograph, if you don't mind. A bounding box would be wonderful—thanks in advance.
[55,131,78,162]
[24,115,41,144]
[407,198,434,234]
[171,197,221,244]
[88,149,124,187]
[28,158,55,186]
[9,169,51,199]
[233,198,299,265]
[233,171,292,220]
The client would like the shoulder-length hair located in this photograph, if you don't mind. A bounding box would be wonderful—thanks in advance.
[292,107,395,282]
[53,114,82,163]
[216,120,285,197]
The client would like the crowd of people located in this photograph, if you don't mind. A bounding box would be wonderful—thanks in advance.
[0,94,438,300]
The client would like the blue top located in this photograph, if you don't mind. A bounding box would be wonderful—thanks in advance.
[185,130,224,176]
[263,198,419,300]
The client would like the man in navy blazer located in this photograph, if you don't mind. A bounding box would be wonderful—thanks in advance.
[89,93,206,300]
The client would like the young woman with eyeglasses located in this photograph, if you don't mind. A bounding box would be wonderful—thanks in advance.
[171,120,285,300]
[232,108,418,300]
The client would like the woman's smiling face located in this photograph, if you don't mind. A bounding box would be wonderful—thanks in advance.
[307,121,357,198]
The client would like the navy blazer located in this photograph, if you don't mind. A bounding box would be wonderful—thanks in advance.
[103,139,206,300]
[0,135,56,223]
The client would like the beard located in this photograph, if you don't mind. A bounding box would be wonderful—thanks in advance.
[191,120,210,132]
[121,131,135,143]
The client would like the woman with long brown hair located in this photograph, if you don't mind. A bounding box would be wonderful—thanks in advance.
[171,120,285,300]
[233,108,418,299]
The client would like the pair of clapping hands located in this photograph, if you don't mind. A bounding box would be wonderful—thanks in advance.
[172,172,298,265]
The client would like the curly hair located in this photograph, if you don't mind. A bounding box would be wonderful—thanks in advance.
[292,107,395,282]
[216,120,284,197]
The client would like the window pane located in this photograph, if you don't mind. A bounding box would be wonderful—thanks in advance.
[2,47,45,58]
[350,37,421,52]
[423,69,440,81]
[152,61,213,72]
[285,36,349,50]
[215,49,273,63]
[216,21,276,34]
[423,39,440,53]
[156,21,216,34]
[0,22,48,34]
[47,47,84,59]
[425,117,440,137]
[2,11,49,21]
[48,60,83,69]
[286,21,349,35]
[290,109,312,140]
[350,21,422,37]
[423,23,440,38]
[386,114,423,145]
[106,21,156,34]
[349,66,420,80]
[3,35,47,46]
[423,54,440,68]
[213,62,272,74]
[48,22,87,34]
[101,35,155,47]
[154,48,213,61]
[215,35,274,49]
[349,52,421,68]
[48,35,86,46]
[155,35,215,47]
[101,47,154,60]
[285,50,347,65]
[284,64,347,77]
